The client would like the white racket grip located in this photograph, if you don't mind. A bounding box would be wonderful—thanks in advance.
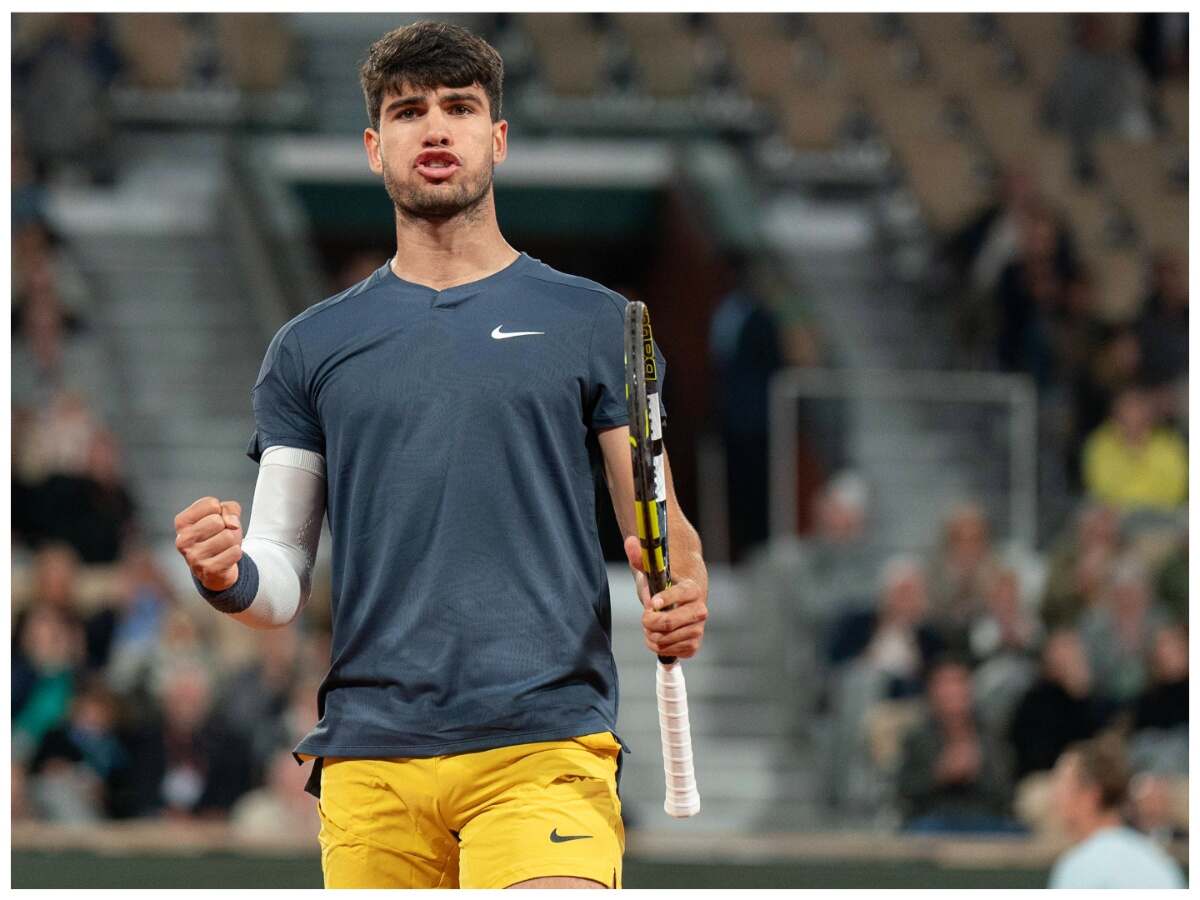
[656,659,701,817]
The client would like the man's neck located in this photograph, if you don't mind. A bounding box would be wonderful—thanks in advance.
[1074,810,1123,843]
[390,198,518,291]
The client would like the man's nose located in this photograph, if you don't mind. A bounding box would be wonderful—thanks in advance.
[422,108,452,146]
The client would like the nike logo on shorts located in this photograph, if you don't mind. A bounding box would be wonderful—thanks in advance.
[491,325,545,340]
[549,828,592,843]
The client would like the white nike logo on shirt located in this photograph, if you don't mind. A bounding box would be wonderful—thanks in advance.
[491,325,545,340]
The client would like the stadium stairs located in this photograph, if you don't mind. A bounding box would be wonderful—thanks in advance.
[45,132,263,574]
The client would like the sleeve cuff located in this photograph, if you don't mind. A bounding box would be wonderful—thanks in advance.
[192,554,259,614]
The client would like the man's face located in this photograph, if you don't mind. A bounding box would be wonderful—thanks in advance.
[364,82,507,223]
[929,664,973,720]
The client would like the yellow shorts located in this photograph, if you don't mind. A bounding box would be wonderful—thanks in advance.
[314,731,625,889]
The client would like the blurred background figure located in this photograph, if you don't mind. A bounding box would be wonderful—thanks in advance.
[895,656,1021,834]
[121,659,255,820]
[1008,629,1115,786]
[1047,736,1184,888]
[230,748,320,843]
[1077,559,1168,704]
[926,501,999,650]
[1126,623,1188,777]
[1044,13,1155,166]
[1082,386,1188,512]
[708,249,784,562]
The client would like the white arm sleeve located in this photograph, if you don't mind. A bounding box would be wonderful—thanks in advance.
[230,444,326,630]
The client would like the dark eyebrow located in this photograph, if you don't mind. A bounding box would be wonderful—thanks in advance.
[383,91,482,117]
[383,95,426,115]
[439,92,482,106]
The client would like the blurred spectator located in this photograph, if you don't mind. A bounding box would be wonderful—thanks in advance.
[1040,502,1120,628]
[13,543,117,674]
[993,206,1077,389]
[708,249,784,562]
[218,626,303,781]
[940,162,1046,300]
[927,501,998,649]
[1128,772,1187,846]
[1133,250,1188,392]
[11,273,90,415]
[1047,735,1184,888]
[11,13,121,183]
[1009,629,1116,781]
[789,470,877,624]
[12,603,85,765]
[824,557,945,809]
[968,566,1042,741]
[104,548,173,696]
[1127,624,1187,771]
[750,470,876,728]
[28,678,132,821]
[1070,324,1145,468]
[230,748,319,842]
[25,427,138,563]
[12,216,91,322]
[14,390,102,486]
[120,659,255,819]
[896,656,1021,834]
[1133,13,1189,84]
[1153,531,1187,625]
[1044,13,1155,157]
[1082,386,1187,512]
[969,565,1043,664]
[1078,560,1169,704]
[828,556,945,700]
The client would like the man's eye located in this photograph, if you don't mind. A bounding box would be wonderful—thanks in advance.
[397,109,417,119]
[452,105,471,114]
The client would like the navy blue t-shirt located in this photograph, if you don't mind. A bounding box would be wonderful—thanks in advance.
[244,252,665,785]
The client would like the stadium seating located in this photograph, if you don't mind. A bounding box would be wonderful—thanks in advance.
[614,13,699,98]
[215,14,295,92]
[523,13,608,97]
[113,14,192,90]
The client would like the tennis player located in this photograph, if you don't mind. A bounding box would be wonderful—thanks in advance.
[173,20,709,890]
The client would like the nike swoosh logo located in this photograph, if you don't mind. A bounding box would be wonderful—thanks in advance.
[491,325,545,340]
[549,828,593,843]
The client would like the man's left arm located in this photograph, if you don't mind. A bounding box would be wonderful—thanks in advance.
[597,426,708,659]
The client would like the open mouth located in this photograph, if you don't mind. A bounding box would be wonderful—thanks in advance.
[414,150,461,181]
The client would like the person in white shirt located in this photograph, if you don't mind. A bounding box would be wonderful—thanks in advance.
[1048,734,1185,888]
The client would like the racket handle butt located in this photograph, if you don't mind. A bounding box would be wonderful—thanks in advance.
[656,658,701,819]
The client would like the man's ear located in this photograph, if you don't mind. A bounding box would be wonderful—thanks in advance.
[364,128,383,176]
[492,119,508,165]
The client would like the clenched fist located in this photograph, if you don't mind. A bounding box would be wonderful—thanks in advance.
[175,497,243,591]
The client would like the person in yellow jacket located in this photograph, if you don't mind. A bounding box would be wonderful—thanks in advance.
[1082,387,1187,511]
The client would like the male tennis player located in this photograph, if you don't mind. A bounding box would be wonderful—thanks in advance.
[173,20,708,890]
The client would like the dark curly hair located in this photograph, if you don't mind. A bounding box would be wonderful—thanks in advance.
[359,21,504,130]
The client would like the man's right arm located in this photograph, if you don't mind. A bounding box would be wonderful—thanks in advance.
[174,445,326,629]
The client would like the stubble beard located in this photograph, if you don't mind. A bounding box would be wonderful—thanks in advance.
[382,152,494,225]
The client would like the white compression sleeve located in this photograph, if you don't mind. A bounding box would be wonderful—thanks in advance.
[229,444,326,630]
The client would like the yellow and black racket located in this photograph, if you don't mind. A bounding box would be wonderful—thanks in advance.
[624,300,700,818]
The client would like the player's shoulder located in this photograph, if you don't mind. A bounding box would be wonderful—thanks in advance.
[263,265,392,353]
[289,265,393,336]
[518,255,629,317]
[255,265,390,380]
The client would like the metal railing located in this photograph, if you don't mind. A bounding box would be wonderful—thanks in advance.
[768,367,1039,551]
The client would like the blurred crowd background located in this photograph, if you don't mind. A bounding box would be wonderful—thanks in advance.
[9,9,1188,876]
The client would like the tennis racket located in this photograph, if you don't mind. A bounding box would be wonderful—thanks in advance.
[624,300,701,819]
